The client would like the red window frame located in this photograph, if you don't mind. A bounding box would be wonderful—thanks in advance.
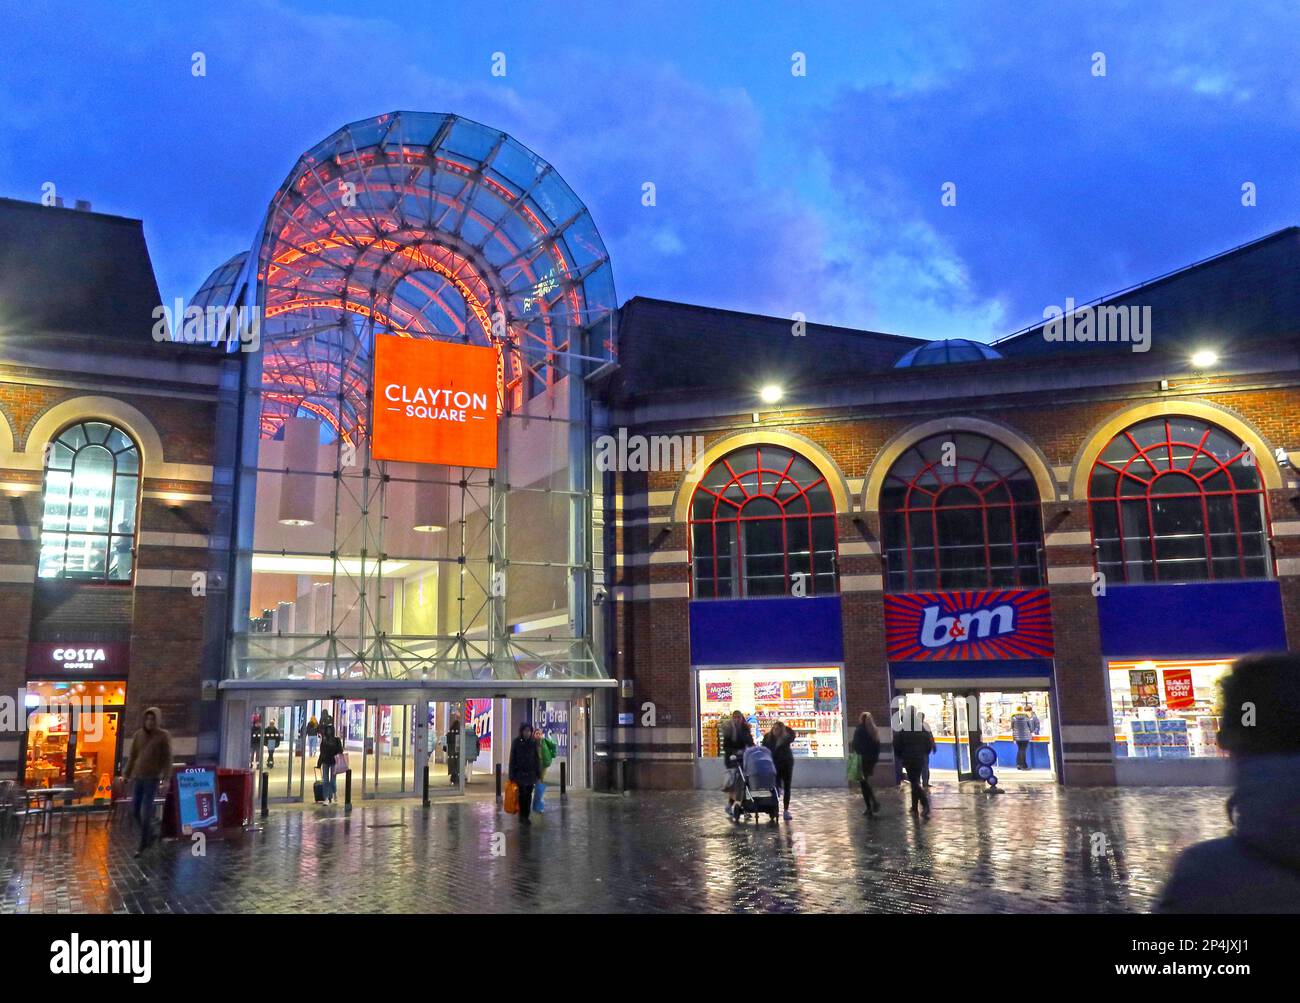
[1086,417,1273,583]
[688,446,838,598]
[881,433,1045,592]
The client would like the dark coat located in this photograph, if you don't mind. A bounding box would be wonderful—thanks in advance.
[762,728,797,771]
[721,720,754,766]
[316,734,343,769]
[892,724,936,767]
[1159,754,1300,913]
[509,735,542,786]
[851,723,882,770]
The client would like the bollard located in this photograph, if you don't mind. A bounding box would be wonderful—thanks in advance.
[495,762,503,801]
[260,771,269,818]
[559,760,567,799]
[344,769,353,811]
[616,759,627,793]
[422,764,430,807]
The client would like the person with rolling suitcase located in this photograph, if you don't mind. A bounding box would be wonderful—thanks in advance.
[316,725,343,804]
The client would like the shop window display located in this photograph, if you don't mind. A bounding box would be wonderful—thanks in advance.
[697,667,844,758]
[23,680,126,799]
[1108,659,1229,759]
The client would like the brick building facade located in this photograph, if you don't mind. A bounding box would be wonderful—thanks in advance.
[0,197,233,789]
[597,227,1300,789]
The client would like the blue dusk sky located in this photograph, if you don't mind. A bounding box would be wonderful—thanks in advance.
[1,1,1297,341]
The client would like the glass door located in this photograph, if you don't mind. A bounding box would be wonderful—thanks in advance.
[251,702,307,802]
[363,702,419,798]
[952,691,981,781]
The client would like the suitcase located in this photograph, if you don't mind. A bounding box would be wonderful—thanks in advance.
[313,780,326,803]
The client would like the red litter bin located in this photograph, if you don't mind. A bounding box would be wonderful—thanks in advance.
[216,768,253,829]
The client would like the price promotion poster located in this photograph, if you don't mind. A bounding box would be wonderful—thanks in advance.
[176,768,218,834]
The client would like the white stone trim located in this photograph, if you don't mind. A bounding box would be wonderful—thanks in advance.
[138,531,209,549]
[1045,530,1091,547]
[1272,521,1300,537]
[840,573,883,592]
[135,569,202,589]
[838,540,880,556]
[1047,565,1095,584]
[1275,558,1300,577]
[0,524,38,541]
[0,563,35,583]
[610,582,690,601]
[616,549,689,568]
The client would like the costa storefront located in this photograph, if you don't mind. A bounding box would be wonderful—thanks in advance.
[21,642,129,798]
[885,589,1059,781]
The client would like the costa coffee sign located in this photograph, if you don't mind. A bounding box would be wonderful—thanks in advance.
[371,335,499,468]
[28,642,130,675]
[884,589,1054,662]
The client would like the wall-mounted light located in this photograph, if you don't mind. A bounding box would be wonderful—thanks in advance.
[412,474,448,533]
[278,416,319,526]
[759,384,784,405]
[1190,349,1218,369]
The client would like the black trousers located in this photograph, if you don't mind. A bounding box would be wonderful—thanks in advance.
[517,783,535,820]
[1015,740,1030,769]
[859,777,879,811]
[776,762,793,810]
[903,762,930,812]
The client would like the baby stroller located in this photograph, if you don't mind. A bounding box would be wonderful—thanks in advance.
[735,745,781,822]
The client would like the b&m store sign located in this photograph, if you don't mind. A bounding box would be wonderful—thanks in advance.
[884,589,1054,661]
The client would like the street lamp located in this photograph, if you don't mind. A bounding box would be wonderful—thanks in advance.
[759,384,783,405]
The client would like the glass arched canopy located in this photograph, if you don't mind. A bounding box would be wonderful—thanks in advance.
[225,112,616,684]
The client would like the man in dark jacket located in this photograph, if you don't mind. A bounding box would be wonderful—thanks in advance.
[508,723,542,824]
[1158,654,1300,913]
[893,710,936,817]
[123,707,172,856]
[721,711,754,820]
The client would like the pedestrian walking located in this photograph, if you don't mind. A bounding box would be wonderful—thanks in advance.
[122,707,172,857]
[305,714,319,758]
[851,712,882,815]
[721,710,754,820]
[1011,705,1039,769]
[317,725,344,803]
[762,720,797,820]
[264,718,282,769]
[893,709,935,817]
[1158,654,1300,913]
[509,722,542,825]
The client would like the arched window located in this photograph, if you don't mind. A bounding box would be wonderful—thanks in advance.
[881,432,1045,592]
[38,421,140,582]
[1087,416,1271,583]
[689,445,837,598]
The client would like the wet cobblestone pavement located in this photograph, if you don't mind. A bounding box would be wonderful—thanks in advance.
[0,784,1232,914]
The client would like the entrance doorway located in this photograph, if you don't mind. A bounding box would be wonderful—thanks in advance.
[898,689,1056,781]
[22,680,126,800]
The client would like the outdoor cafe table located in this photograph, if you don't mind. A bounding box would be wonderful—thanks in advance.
[23,786,76,834]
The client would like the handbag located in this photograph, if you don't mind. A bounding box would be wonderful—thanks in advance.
[846,752,862,784]
[504,780,520,814]
[334,751,350,773]
[721,767,738,792]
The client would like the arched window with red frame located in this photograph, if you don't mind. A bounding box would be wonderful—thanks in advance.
[689,445,838,598]
[880,432,1045,592]
[1087,416,1272,583]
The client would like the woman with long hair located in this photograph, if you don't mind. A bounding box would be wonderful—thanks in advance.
[851,712,882,815]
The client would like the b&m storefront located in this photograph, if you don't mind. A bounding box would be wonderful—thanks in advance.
[204,112,621,798]
[1098,580,1288,784]
[886,589,1060,781]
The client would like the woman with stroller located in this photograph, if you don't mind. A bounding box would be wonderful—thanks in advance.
[851,712,882,815]
[721,710,753,820]
[762,720,797,820]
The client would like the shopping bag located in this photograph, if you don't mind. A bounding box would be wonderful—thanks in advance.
[846,752,862,784]
[721,767,738,792]
[334,752,350,773]
[504,780,520,814]
[533,782,546,813]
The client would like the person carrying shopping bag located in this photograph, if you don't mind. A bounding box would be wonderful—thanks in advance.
[508,722,542,825]
[532,727,558,812]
